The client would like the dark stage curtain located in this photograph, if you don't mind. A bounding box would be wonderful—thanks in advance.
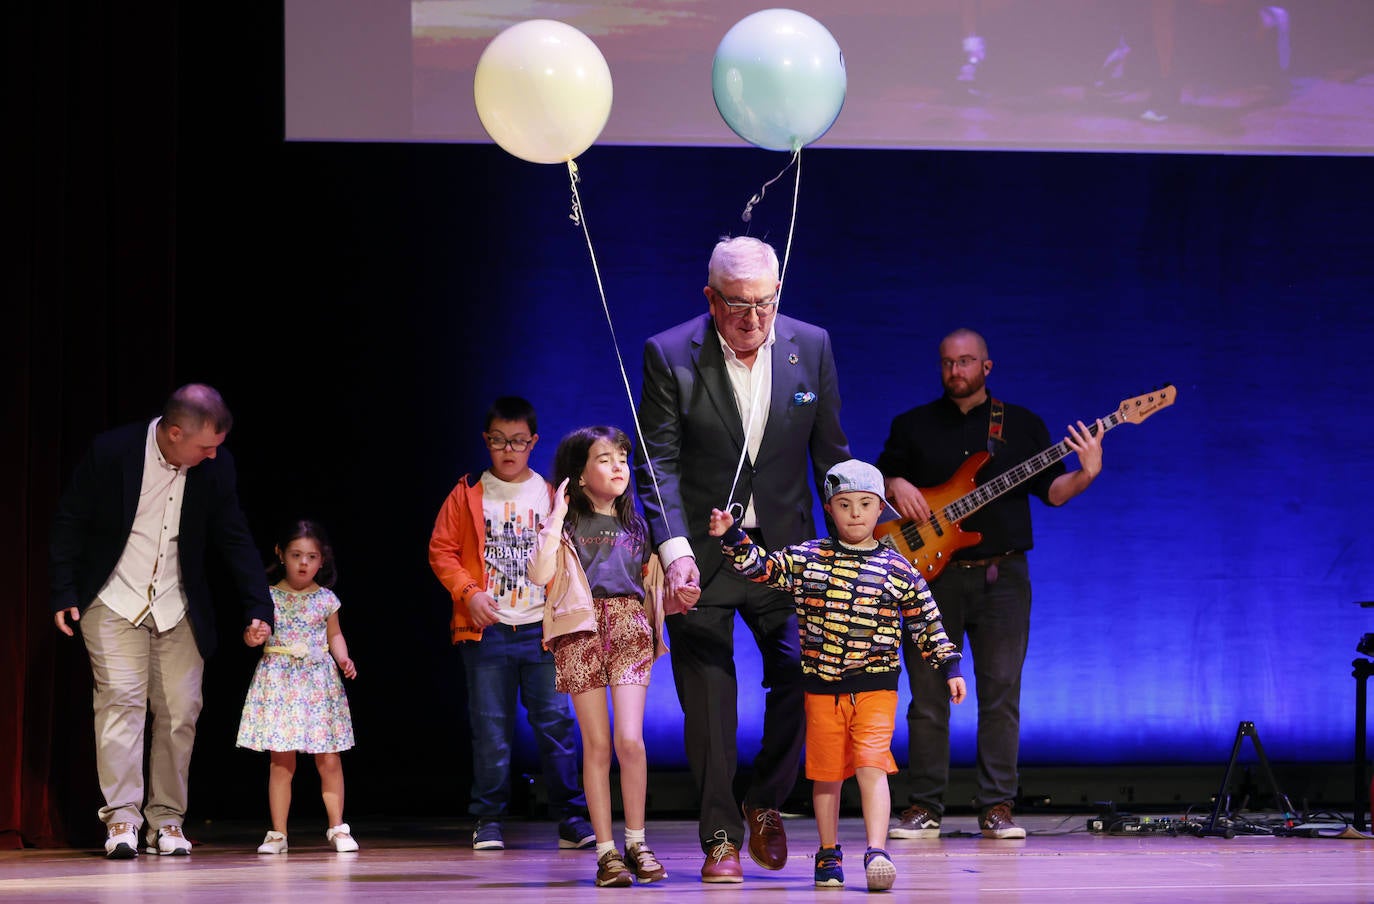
[6,1,179,848]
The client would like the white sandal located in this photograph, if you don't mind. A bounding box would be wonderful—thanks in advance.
[326,823,359,852]
[257,831,288,854]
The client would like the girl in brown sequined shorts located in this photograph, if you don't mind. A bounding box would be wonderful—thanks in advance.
[550,595,654,695]
[529,426,668,887]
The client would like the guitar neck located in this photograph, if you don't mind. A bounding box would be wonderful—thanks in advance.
[943,410,1120,522]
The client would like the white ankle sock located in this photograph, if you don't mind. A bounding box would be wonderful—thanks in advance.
[596,840,616,858]
[624,827,645,848]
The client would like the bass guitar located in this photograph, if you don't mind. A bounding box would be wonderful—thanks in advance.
[874,386,1176,579]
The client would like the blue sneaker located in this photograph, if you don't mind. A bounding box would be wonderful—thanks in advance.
[557,815,595,850]
[814,844,844,888]
[472,819,504,850]
[865,847,897,891]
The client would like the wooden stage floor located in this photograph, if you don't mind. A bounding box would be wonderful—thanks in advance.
[4,814,1373,903]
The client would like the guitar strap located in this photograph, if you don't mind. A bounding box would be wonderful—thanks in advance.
[987,397,1006,457]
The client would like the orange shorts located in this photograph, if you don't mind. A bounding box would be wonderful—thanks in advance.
[803,689,899,782]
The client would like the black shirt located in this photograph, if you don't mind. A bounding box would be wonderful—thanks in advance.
[876,395,1064,558]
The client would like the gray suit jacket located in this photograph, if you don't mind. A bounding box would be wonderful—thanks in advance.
[636,313,850,590]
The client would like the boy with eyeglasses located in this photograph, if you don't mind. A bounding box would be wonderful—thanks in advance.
[429,396,594,852]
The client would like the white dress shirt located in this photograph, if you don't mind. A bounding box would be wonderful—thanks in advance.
[95,418,189,629]
[719,328,774,528]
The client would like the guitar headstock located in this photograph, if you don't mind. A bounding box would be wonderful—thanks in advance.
[1116,385,1177,425]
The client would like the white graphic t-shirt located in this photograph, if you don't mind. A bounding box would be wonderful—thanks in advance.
[480,470,550,626]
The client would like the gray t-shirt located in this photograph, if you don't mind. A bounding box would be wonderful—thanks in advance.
[571,512,647,600]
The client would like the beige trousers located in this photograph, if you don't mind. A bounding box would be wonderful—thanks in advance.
[81,600,204,833]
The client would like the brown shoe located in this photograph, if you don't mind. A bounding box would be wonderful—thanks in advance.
[980,802,1027,839]
[626,841,666,883]
[596,848,633,887]
[700,832,744,884]
[889,803,941,839]
[742,804,788,870]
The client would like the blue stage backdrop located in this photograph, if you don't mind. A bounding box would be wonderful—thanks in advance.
[184,142,1373,785]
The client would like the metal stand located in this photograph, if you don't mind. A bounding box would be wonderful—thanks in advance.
[1200,721,1295,837]
[1354,657,1374,832]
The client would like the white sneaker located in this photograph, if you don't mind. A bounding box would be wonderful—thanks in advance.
[326,823,359,852]
[257,831,288,854]
[145,824,192,855]
[105,822,139,859]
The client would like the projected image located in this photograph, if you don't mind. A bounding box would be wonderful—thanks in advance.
[403,0,1374,153]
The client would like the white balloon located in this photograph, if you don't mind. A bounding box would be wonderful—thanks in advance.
[474,20,613,164]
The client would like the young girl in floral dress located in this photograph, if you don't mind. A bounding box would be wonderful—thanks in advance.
[237,519,358,853]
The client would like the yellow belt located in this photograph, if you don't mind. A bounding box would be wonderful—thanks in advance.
[263,643,322,659]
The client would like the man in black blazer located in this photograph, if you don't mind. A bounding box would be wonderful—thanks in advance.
[49,384,273,858]
[636,236,850,882]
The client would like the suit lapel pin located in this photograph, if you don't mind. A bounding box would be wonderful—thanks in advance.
[788,353,798,365]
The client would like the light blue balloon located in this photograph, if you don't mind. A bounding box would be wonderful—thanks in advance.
[712,9,847,152]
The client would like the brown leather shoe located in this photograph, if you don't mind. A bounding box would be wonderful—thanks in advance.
[596,849,633,887]
[626,842,666,883]
[700,831,744,884]
[742,804,788,870]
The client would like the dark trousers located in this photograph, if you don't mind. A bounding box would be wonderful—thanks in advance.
[903,555,1031,816]
[666,568,804,852]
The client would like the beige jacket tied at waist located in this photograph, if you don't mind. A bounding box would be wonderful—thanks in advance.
[528,516,668,659]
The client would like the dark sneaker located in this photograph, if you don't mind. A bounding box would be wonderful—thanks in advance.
[889,804,941,839]
[700,831,744,884]
[813,845,844,888]
[472,818,504,850]
[742,804,788,869]
[595,848,633,887]
[864,848,897,891]
[980,802,1026,839]
[557,815,595,850]
[626,841,666,883]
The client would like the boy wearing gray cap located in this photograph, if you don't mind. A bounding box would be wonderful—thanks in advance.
[709,459,966,892]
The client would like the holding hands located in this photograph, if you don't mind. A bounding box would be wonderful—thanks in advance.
[244,618,270,647]
[664,557,701,613]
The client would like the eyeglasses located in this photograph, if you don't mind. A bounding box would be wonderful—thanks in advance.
[484,433,532,452]
[711,288,778,318]
[940,356,983,370]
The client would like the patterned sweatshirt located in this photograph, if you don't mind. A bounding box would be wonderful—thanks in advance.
[720,527,962,695]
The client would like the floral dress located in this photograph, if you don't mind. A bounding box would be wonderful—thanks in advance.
[237,586,355,753]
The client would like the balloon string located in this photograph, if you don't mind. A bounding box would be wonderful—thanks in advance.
[723,147,803,516]
[740,148,800,224]
[565,160,676,538]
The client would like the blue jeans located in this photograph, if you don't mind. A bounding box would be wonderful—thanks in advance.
[903,555,1031,815]
[461,622,586,819]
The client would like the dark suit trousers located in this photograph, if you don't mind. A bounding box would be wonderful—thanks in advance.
[903,555,1032,815]
[666,567,804,852]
